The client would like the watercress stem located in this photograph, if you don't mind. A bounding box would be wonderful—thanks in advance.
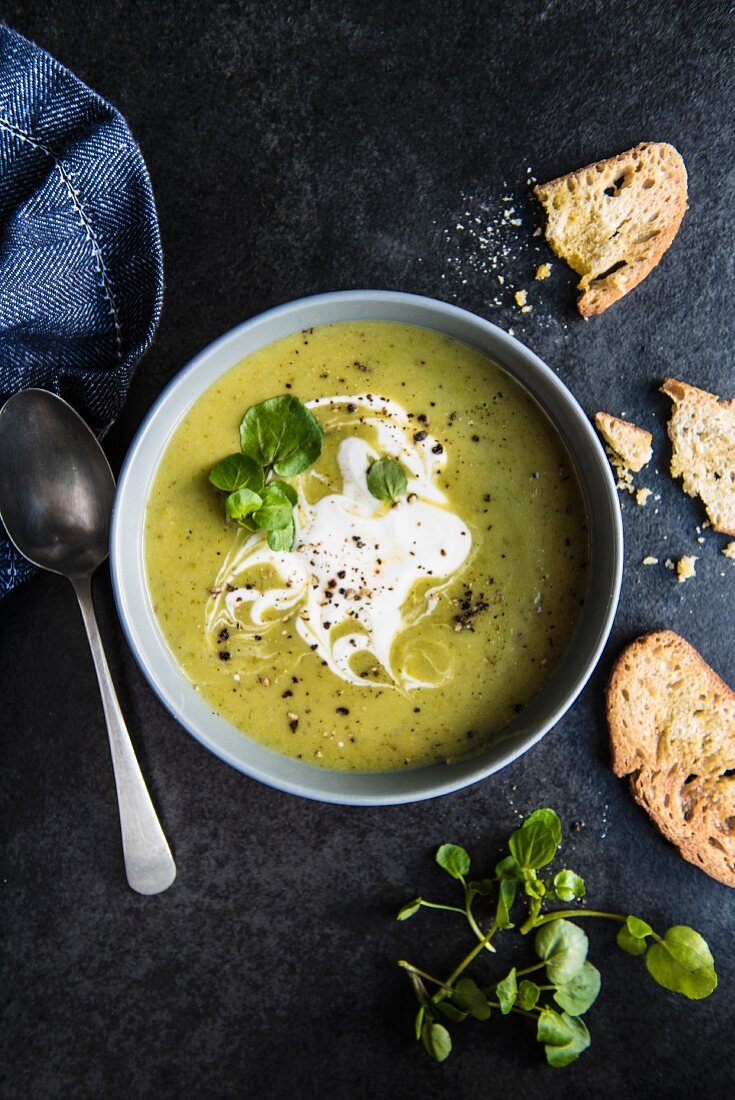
[464,899,496,952]
[419,900,467,917]
[513,960,548,978]
[440,921,499,993]
[531,909,627,927]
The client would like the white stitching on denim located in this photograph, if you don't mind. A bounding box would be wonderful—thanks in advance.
[0,114,124,359]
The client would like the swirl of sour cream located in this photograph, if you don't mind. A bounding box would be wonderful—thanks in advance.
[206,395,472,691]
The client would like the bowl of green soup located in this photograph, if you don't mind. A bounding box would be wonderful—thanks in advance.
[111,290,622,804]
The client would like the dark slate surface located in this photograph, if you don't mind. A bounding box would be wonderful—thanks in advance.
[2,2,734,1097]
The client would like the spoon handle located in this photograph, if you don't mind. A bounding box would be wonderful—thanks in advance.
[72,574,177,895]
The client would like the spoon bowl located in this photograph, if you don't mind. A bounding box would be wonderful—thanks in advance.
[0,388,176,895]
[0,389,114,576]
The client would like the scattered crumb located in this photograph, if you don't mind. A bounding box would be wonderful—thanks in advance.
[514,289,528,308]
[676,556,697,583]
[535,262,552,280]
[723,542,735,561]
[436,186,566,332]
[664,558,675,570]
[642,556,659,566]
[636,488,652,507]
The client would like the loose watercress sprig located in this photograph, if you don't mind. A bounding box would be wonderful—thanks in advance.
[209,395,322,551]
[397,808,717,1067]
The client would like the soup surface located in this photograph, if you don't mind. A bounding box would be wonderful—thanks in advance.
[145,321,588,771]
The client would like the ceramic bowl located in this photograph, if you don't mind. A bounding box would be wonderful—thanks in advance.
[111,290,622,805]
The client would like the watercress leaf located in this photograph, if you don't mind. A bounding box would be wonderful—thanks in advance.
[226,487,263,524]
[252,482,294,531]
[535,919,589,984]
[496,967,518,1015]
[553,869,586,902]
[495,855,524,881]
[435,844,470,880]
[436,1002,468,1023]
[553,961,601,1016]
[517,980,541,1011]
[626,915,653,939]
[645,926,718,1000]
[367,456,409,502]
[275,480,299,506]
[452,978,491,1021]
[209,453,264,493]
[397,898,422,921]
[537,1009,591,1068]
[422,1020,452,1062]
[495,878,517,930]
[616,925,648,956]
[468,879,494,897]
[509,808,562,870]
[267,519,296,553]
[616,915,653,956]
[536,1007,571,1046]
[415,1005,426,1041]
[240,395,323,476]
[525,807,563,839]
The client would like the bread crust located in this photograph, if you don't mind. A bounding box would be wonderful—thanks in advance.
[534,143,688,317]
[607,630,735,887]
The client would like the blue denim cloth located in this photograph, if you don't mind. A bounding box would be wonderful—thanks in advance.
[0,24,163,596]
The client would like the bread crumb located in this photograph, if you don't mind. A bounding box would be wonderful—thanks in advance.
[535,263,552,280]
[723,542,735,561]
[664,558,675,570]
[642,556,658,565]
[636,488,652,507]
[514,289,528,308]
[676,556,697,583]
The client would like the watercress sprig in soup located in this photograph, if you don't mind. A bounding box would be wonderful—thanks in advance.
[209,395,323,550]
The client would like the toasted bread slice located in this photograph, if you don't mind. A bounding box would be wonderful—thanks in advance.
[661,378,735,536]
[534,143,688,317]
[607,630,735,887]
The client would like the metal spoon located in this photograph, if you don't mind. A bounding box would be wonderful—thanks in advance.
[0,388,176,895]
